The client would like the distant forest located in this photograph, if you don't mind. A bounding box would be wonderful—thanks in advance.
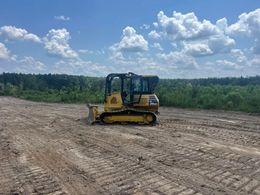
[0,73,260,113]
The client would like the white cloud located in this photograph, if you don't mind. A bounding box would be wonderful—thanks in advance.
[107,53,169,76]
[250,57,260,67]
[0,26,41,43]
[215,60,241,70]
[183,42,213,56]
[157,11,220,41]
[157,51,198,69]
[228,9,260,36]
[140,24,150,30]
[43,28,78,59]
[148,30,161,39]
[0,54,46,73]
[21,56,45,70]
[216,18,228,32]
[1,9,260,78]
[18,56,46,72]
[111,26,148,52]
[151,10,235,57]
[109,26,149,64]
[228,9,260,54]
[153,22,159,28]
[0,42,10,60]
[109,49,125,63]
[54,15,70,21]
[54,58,107,76]
[173,35,234,57]
[151,43,163,51]
[231,49,247,64]
[78,49,94,54]
[179,35,235,57]
[202,49,249,73]
[208,35,235,53]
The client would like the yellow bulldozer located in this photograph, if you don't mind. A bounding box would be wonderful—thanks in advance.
[87,72,159,125]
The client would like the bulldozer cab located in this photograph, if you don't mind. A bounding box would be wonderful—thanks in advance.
[105,72,159,106]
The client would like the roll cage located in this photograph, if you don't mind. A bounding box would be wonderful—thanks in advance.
[104,72,159,105]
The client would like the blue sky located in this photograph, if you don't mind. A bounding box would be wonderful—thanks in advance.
[0,0,260,78]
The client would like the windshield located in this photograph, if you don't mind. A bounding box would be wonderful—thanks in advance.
[132,76,158,94]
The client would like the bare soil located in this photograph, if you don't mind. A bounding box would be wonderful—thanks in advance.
[0,97,260,195]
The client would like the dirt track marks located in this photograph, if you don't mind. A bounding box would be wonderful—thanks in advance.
[0,97,260,195]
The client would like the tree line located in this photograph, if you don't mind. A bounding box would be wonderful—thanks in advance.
[0,73,260,113]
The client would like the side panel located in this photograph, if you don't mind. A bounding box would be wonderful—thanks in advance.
[104,92,124,112]
[133,94,159,113]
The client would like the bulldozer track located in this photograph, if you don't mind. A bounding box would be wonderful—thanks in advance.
[158,118,260,147]
[0,97,260,195]
[121,142,260,194]
[44,124,260,195]
[53,139,202,195]
[0,133,68,195]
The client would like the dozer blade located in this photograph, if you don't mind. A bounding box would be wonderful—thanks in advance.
[87,104,99,124]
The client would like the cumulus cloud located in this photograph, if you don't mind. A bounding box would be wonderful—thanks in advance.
[231,49,247,64]
[157,51,198,69]
[208,35,235,53]
[54,15,70,21]
[151,43,163,51]
[0,26,41,43]
[2,9,259,78]
[0,42,11,60]
[215,60,241,70]
[20,56,45,71]
[176,35,235,57]
[107,53,167,76]
[109,26,149,64]
[54,58,107,76]
[202,49,249,73]
[157,11,219,41]
[111,26,148,52]
[183,42,213,56]
[43,28,78,59]
[228,9,260,36]
[140,24,150,30]
[216,18,228,32]
[153,22,159,28]
[148,30,161,39]
[250,57,260,67]
[0,55,46,73]
[228,9,260,54]
[150,10,236,57]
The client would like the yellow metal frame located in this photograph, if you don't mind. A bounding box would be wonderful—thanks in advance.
[87,92,159,124]
[102,114,154,124]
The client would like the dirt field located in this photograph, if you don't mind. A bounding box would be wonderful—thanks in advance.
[0,97,260,195]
